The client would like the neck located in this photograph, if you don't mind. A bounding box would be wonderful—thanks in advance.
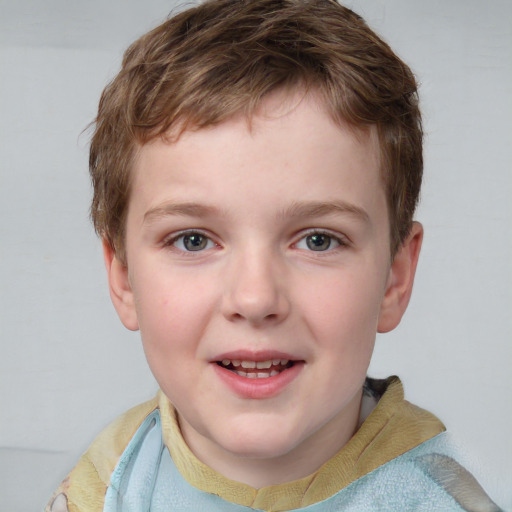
[179,390,362,488]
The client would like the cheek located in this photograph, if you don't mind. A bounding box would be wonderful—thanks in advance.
[134,283,204,397]
[304,273,384,331]
[133,263,188,319]
[133,268,218,354]
[298,267,385,367]
[138,296,197,351]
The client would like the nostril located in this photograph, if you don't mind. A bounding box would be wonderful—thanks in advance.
[221,273,290,324]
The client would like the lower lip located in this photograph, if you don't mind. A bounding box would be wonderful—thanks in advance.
[212,362,304,399]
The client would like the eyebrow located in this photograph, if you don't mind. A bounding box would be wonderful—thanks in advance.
[143,202,220,224]
[143,199,370,225]
[280,200,370,223]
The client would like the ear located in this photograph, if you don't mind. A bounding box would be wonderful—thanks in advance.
[377,222,423,333]
[102,239,139,331]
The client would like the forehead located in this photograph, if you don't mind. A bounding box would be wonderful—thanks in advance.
[128,91,384,226]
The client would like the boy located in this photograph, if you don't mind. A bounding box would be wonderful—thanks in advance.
[46,0,503,510]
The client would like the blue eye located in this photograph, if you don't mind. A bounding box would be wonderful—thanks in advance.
[172,232,215,252]
[296,232,341,252]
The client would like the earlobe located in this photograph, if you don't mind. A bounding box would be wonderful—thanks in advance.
[102,239,139,331]
[377,222,423,333]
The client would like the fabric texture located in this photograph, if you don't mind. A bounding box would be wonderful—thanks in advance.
[45,377,502,512]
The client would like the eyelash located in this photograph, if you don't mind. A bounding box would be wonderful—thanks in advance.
[294,229,349,253]
[162,230,218,254]
[162,229,348,255]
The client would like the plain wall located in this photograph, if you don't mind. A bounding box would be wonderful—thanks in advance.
[0,0,510,509]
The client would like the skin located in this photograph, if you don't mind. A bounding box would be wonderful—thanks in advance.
[104,91,422,488]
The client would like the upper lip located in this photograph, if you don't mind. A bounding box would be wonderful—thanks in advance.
[211,349,302,363]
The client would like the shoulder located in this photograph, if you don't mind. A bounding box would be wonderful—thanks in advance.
[45,396,159,512]
[410,444,504,512]
[347,435,504,512]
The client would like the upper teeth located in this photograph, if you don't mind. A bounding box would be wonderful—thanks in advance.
[221,359,289,368]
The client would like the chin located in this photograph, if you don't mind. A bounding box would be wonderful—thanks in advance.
[234,441,290,459]
[217,423,304,460]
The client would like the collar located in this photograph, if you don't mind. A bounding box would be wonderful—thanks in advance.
[158,376,445,511]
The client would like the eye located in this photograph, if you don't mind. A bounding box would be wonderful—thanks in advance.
[295,231,342,252]
[170,231,216,252]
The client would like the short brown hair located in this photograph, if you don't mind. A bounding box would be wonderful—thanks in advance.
[90,0,422,261]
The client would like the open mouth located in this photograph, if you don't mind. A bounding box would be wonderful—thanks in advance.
[216,359,295,379]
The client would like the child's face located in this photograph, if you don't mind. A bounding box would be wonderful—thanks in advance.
[106,91,418,482]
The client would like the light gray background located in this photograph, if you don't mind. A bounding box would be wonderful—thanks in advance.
[0,0,511,510]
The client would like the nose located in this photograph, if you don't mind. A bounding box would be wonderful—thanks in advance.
[222,247,290,326]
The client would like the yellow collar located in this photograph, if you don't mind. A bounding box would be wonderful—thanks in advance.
[159,376,444,511]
